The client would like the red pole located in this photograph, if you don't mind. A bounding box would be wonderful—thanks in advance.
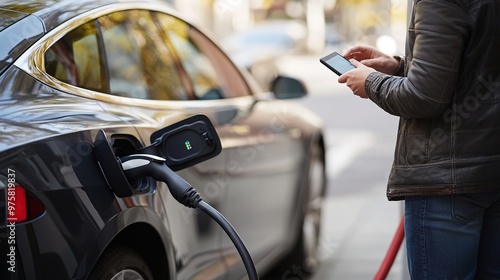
[373,215,405,280]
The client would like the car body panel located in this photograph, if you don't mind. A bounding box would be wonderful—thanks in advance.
[0,67,125,151]
[0,128,177,279]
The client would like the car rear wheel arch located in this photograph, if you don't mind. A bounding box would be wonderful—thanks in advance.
[87,246,154,280]
[88,219,173,280]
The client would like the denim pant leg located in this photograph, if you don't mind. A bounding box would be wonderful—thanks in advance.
[476,194,500,279]
[404,192,500,280]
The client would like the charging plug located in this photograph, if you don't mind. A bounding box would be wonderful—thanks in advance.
[120,154,202,208]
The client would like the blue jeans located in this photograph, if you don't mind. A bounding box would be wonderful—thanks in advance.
[405,191,500,280]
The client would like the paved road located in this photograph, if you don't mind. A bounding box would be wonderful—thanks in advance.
[277,52,409,280]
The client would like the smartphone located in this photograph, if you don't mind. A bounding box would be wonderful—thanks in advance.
[320,51,356,76]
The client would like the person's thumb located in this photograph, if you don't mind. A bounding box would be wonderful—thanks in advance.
[338,59,359,83]
[338,72,347,83]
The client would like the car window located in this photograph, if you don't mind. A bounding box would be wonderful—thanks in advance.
[99,10,187,100]
[155,13,251,99]
[45,10,187,101]
[45,20,106,92]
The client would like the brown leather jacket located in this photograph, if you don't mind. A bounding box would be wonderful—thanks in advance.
[365,0,500,200]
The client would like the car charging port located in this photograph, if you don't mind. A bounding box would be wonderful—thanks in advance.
[111,135,154,193]
[94,130,137,198]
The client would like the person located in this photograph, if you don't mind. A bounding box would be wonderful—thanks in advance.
[337,0,500,279]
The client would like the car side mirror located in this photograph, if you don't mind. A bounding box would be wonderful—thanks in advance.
[270,75,308,99]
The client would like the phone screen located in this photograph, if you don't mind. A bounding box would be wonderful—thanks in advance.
[320,52,356,76]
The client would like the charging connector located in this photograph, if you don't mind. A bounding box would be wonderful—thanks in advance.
[120,154,202,208]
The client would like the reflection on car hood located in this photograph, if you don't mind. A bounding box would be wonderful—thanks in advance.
[0,105,125,153]
[0,68,126,152]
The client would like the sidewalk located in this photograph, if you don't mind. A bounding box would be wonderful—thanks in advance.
[311,183,406,280]
[307,127,407,280]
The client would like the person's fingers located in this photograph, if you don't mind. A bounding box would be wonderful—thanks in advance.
[342,47,357,57]
[343,46,369,58]
[349,59,363,68]
[343,45,368,55]
[345,47,377,61]
[360,58,377,68]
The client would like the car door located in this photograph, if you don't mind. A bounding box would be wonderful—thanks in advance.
[156,12,308,277]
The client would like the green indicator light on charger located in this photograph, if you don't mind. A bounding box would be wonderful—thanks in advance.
[185,140,192,151]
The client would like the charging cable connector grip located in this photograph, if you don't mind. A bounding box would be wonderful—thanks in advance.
[120,154,201,208]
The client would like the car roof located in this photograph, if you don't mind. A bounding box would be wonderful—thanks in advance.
[0,0,118,28]
[0,0,170,75]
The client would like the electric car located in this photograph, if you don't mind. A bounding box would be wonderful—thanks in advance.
[0,0,327,279]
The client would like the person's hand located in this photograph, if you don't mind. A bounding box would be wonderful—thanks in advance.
[338,59,376,99]
[343,46,400,75]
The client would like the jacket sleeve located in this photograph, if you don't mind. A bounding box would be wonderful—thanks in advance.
[365,0,468,119]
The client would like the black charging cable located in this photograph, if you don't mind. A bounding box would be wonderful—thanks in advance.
[119,154,259,280]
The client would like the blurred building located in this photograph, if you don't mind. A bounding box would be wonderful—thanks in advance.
[332,0,407,54]
[167,0,326,53]
[166,0,408,55]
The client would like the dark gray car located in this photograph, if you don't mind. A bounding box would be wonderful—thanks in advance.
[0,1,327,279]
